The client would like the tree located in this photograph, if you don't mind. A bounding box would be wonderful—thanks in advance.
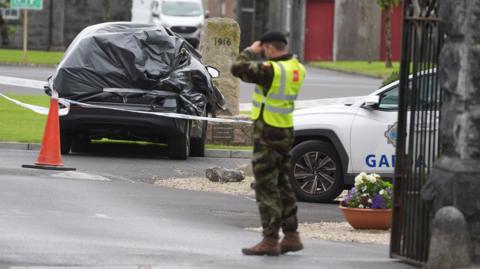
[376,0,401,68]
[0,0,11,47]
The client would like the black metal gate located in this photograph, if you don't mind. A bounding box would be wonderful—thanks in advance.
[390,0,444,265]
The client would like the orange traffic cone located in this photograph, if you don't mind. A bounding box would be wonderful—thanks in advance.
[22,93,76,171]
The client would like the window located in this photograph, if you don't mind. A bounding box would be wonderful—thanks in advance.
[1,9,20,20]
[378,86,399,110]
[162,1,203,17]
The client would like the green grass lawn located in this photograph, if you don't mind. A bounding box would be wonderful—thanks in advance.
[0,94,49,143]
[0,49,64,65]
[309,61,400,79]
[93,139,252,151]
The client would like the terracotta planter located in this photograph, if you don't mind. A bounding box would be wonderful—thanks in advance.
[340,206,392,230]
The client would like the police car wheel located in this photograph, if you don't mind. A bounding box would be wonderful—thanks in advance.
[290,140,344,203]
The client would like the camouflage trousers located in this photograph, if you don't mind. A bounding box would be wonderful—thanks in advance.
[252,117,299,239]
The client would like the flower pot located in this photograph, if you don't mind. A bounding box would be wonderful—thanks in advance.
[340,206,392,230]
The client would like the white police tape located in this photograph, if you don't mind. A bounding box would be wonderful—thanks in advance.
[65,99,252,124]
[0,92,70,116]
[0,75,46,89]
[0,75,251,124]
[0,75,367,123]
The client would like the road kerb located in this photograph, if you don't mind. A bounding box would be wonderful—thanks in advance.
[0,142,250,159]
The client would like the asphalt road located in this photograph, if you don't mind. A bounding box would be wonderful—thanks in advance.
[0,63,405,267]
[0,65,382,102]
[0,149,413,268]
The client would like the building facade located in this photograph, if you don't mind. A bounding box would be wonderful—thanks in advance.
[237,0,402,62]
[0,0,131,51]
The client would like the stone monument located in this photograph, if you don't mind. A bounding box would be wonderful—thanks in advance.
[199,17,240,116]
[199,18,253,146]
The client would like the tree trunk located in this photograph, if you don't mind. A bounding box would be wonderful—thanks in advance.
[364,0,373,64]
[103,0,111,22]
[0,14,8,48]
[385,10,393,68]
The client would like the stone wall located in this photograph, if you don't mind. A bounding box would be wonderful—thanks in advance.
[422,0,480,263]
[63,0,104,48]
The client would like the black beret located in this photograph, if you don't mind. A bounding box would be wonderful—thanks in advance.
[259,31,288,45]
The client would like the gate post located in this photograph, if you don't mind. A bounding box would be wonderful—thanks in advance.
[422,0,480,266]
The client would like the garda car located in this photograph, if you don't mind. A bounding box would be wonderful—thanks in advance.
[290,79,402,203]
[152,0,205,48]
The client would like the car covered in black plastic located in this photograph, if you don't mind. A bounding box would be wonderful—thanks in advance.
[46,22,225,159]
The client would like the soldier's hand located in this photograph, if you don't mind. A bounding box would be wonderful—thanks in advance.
[248,41,263,54]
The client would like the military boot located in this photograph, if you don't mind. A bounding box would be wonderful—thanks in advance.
[241,237,281,256]
[280,232,303,254]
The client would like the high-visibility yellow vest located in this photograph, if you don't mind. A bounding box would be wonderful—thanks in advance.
[251,58,306,128]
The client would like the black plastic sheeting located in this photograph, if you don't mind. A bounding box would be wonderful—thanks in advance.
[47,22,224,116]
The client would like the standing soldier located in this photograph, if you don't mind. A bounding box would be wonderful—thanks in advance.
[231,31,306,256]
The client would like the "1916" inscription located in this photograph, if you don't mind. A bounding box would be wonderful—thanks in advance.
[214,37,232,46]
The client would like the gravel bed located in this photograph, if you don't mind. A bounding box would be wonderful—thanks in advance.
[153,174,389,245]
[154,176,255,196]
[247,223,390,245]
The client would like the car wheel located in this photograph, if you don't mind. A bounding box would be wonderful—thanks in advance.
[290,140,344,203]
[190,120,206,157]
[168,120,191,160]
[70,136,91,153]
[60,130,72,155]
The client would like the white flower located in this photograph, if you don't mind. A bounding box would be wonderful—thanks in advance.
[366,174,377,183]
[372,173,381,179]
[362,193,368,197]
[354,172,367,186]
[354,177,362,186]
[359,204,364,208]
[379,189,385,195]
[368,199,372,203]
[362,186,367,192]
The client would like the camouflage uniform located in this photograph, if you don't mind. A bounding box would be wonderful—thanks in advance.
[231,49,299,239]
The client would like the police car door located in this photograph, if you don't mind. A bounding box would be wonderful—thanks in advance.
[350,85,399,175]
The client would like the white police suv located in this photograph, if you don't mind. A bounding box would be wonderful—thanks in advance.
[290,80,400,203]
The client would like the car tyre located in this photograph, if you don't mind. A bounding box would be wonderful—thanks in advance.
[70,136,91,153]
[60,130,72,155]
[290,140,344,203]
[168,121,191,160]
[190,120,206,157]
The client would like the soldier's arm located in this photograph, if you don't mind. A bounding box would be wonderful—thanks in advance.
[230,49,273,89]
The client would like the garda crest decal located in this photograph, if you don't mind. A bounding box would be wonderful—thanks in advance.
[384,122,397,147]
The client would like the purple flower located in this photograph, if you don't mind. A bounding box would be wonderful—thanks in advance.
[371,194,386,209]
[341,187,356,207]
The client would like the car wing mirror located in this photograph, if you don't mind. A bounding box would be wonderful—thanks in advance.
[207,66,220,78]
[205,10,210,18]
[362,95,380,110]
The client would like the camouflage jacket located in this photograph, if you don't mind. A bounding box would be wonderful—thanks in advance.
[230,49,293,95]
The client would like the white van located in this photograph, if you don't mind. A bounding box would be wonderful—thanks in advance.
[151,0,205,47]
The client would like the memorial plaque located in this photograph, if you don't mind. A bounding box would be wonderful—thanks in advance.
[212,125,234,142]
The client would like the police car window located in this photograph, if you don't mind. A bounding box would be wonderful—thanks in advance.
[409,74,439,109]
[378,86,399,110]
